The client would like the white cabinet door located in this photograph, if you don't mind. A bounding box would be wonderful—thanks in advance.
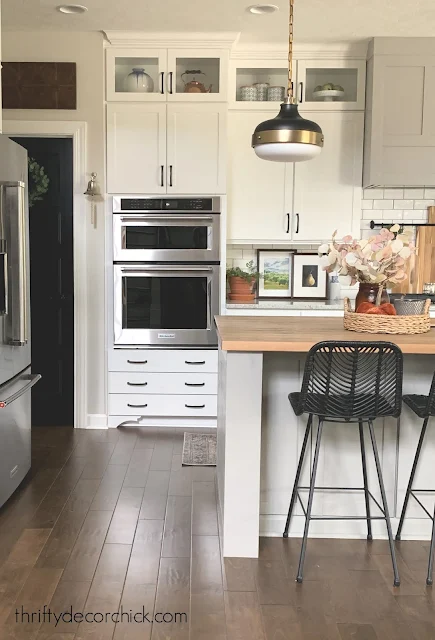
[296,59,366,111]
[106,48,168,102]
[227,111,294,242]
[293,112,363,242]
[166,103,226,194]
[107,103,166,194]
[167,49,228,102]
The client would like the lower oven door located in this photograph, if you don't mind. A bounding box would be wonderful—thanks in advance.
[114,264,219,346]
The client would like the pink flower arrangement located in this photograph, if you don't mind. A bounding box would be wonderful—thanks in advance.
[318,225,415,287]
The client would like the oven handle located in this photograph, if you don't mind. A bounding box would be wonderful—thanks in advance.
[120,265,213,273]
[119,215,214,222]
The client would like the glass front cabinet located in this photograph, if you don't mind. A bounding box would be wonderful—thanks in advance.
[107,48,228,102]
[229,58,366,110]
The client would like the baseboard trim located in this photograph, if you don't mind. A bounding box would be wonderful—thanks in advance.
[107,415,217,429]
[84,414,108,429]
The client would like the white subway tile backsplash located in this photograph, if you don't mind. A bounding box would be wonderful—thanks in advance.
[226,249,243,259]
[412,210,428,220]
[424,189,435,199]
[242,249,256,260]
[362,209,374,220]
[382,211,396,220]
[384,188,404,199]
[413,200,434,210]
[373,199,393,210]
[363,189,384,199]
[393,199,414,210]
[404,188,424,199]
[361,200,373,210]
[402,210,416,220]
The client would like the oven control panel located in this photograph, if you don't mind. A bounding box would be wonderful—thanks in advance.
[118,198,216,212]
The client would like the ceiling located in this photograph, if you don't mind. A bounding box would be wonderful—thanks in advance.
[3,0,435,43]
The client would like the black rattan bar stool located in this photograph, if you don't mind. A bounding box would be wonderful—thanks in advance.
[283,340,403,586]
[395,371,435,585]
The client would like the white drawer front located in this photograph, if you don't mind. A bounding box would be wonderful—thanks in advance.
[108,349,218,373]
[108,372,218,395]
[108,393,217,417]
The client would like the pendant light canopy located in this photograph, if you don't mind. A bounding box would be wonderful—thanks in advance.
[252,0,324,163]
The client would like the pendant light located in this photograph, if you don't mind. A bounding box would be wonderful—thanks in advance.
[252,0,324,162]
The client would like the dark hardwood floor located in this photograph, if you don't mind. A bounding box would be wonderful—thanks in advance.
[0,426,435,639]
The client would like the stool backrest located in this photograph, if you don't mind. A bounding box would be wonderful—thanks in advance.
[426,372,435,417]
[299,341,403,419]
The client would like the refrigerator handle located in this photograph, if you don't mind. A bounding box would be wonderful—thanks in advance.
[0,182,28,346]
[0,373,41,408]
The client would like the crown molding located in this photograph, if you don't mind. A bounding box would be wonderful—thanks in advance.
[103,31,240,49]
[231,40,368,60]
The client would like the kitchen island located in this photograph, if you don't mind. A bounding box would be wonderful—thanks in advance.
[216,315,435,558]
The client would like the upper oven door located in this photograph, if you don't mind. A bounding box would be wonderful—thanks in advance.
[113,213,220,263]
[113,264,219,346]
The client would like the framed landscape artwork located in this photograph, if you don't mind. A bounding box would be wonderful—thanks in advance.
[257,250,294,298]
[292,253,327,299]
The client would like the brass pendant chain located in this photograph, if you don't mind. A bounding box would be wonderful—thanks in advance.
[287,0,294,100]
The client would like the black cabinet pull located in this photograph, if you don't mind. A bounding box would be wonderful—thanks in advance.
[169,71,173,94]
[169,165,173,187]
[295,213,300,234]
[185,404,205,409]
[185,382,205,387]
[185,360,205,365]
[127,360,148,364]
[286,213,290,234]
[127,403,148,408]
[160,71,164,94]
[127,381,148,386]
[160,165,164,187]
[299,81,304,103]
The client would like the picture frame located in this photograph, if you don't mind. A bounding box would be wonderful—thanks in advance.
[257,250,294,298]
[292,253,328,300]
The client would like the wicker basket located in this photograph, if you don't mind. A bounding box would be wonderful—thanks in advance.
[343,297,431,335]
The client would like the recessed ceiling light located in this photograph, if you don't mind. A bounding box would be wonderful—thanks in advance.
[247,4,279,14]
[57,4,88,14]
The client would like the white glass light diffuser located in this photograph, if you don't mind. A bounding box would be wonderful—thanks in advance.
[254,142,322,162]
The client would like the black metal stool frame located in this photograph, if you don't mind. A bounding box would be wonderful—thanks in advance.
[283,340,403,587]
[395,370,435,585]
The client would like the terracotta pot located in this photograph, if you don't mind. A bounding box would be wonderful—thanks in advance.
[228,276,255,303]
[355,282,389,311]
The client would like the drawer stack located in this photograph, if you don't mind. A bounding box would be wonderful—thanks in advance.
[108,349,218,426]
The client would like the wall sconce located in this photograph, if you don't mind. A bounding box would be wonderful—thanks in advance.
[84,172,102,228]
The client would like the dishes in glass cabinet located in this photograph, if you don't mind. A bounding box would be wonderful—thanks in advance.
[240,85,258,101]
[312,83,344,101]
[124,68,154,93]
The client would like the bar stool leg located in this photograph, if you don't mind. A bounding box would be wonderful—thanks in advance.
[359,421,372,541]
[396,416,429,541]
[367,419,400,587]
[283,414,313,538]
[296,417,324,583]
[427,505,435,586]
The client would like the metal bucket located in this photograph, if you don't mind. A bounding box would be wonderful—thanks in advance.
[393,298,427,315]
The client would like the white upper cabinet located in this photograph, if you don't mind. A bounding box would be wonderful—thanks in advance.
[293,111,364,241]
[106,47,228,102]
[166,103,227,194]
[364,38,435,187]
[227,111,362,243]
[107,103,166,194]
[296,59,366,110]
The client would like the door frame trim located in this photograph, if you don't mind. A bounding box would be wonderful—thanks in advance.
[3,120,87,430]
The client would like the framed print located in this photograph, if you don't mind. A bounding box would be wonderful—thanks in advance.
[292,253,327,299]
[257,250,294,298]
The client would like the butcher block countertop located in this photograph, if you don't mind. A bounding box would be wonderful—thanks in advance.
[215,315,435,354]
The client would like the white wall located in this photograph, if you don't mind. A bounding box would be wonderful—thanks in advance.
[2,31,106,426]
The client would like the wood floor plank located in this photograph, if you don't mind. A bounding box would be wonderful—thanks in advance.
[150,441,174,472]
[125,520,164,585]
[151,557,190,640]
[161,496,192,558]
[0,529,52,625]
[192,481,218,536]
[36,477,102,570]
[261,606,301,640]
[222,558,257,592]
[61,510,113,582]
[337,623,379,640]
[139,471,170,520]
[113,583,157,640]
[110,437,137,466]
[38,580,91,635]
[224,591,266,640]
[89,464,128,511]
[191,535,226,640]
[168,465,193,497]
[255,558,294,606]
[106,486,144,545]
[123,449,153,488]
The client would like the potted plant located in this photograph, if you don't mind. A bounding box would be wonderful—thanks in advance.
[318,225,416,312]
[226,260,259,303]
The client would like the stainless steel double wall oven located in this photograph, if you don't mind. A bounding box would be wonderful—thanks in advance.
[113,196,220,347]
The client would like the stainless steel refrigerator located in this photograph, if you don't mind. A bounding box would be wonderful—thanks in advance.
[0,136,41,509]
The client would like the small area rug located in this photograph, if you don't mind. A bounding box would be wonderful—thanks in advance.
[182,432,217,466]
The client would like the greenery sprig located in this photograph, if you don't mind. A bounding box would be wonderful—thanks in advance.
[28,157,50,208]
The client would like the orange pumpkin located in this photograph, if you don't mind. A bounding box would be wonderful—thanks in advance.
[379,302,397,316]
[365,306,387,315]
[356,302,375,314]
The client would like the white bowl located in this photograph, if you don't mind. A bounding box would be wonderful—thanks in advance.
[312,89,345,101]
